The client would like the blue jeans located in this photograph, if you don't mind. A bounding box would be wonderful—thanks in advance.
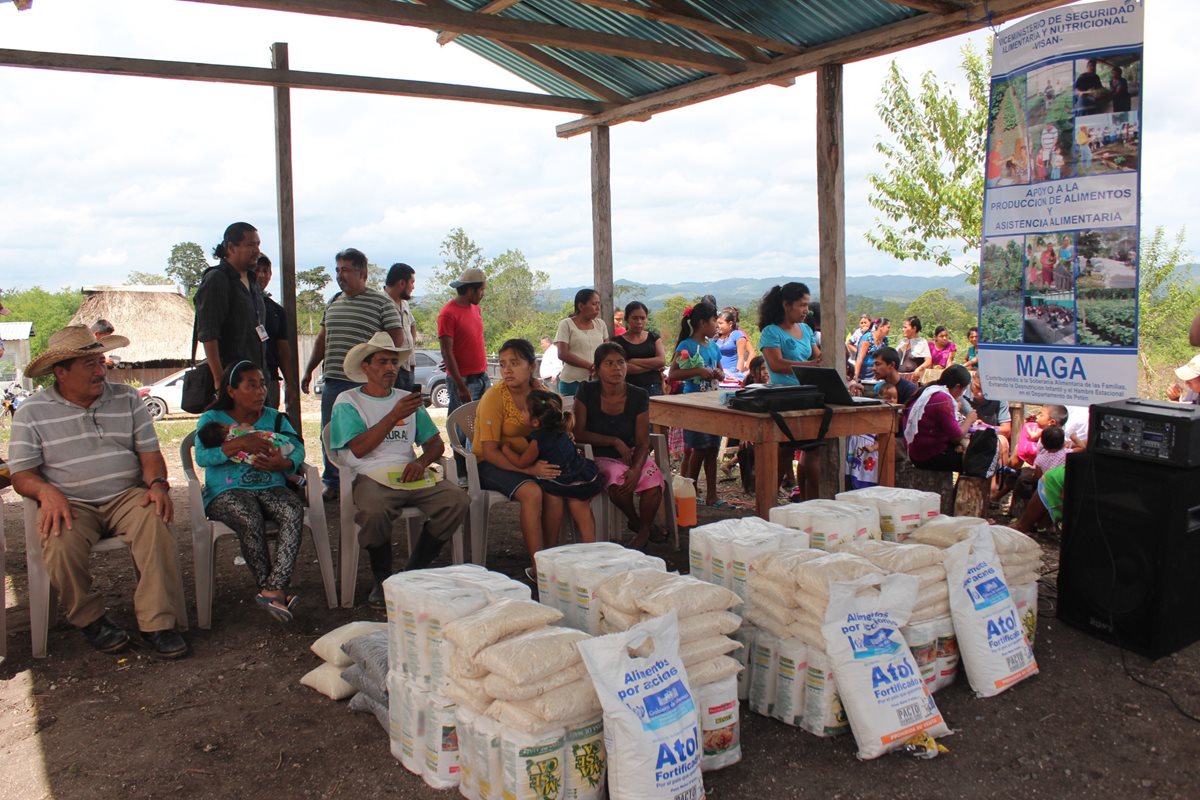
[447,372,491,477]
[320,377,359,489]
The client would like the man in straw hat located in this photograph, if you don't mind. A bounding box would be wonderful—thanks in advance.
[9,325,188,658]
[328,332,469,608]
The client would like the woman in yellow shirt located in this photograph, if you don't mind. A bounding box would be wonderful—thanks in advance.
[475,338,594,576]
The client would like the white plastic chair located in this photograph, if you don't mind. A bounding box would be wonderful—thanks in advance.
[585,433,679,549]
[23,497,190,658]
[445,400,607,565]
[321,425,465,608]
[181,431,337,628]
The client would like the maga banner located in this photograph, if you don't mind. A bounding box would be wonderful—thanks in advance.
[978,0,1143,406]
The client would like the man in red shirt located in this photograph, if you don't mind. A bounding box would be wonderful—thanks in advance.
[438,267,489,416]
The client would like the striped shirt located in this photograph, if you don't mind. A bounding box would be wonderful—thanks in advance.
[320,289,403,381]
[8,382,161,504]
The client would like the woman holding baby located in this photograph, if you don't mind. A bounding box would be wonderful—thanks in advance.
[193,360,306,622]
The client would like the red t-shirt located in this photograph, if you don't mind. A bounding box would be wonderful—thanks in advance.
[437,299,487,376]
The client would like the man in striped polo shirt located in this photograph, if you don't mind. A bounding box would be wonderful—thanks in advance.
[9,326,188,659]
[301,248,407,500]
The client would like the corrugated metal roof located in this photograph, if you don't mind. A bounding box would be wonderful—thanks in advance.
[0,321,34,339]
[421,0,926,102]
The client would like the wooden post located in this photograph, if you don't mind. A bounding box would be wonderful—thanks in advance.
[591,125,614,333]
[272,42,301,432]
[816,63,846,497]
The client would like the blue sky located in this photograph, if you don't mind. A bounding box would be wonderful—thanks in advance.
[0,0,1190,294]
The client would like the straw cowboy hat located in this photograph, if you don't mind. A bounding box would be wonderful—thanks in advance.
[25,325,130,378]
[343,331,413,384]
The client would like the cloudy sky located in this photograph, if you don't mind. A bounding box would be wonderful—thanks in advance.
[0,0,1188,295]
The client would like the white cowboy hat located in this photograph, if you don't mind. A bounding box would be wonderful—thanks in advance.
[343,331,413,384]
[1175,354,1200,383]
[25,325,129,378]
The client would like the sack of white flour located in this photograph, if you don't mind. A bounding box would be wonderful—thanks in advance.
[577,611,705,800]
[943,525,1038,698]
[822,573,950,760]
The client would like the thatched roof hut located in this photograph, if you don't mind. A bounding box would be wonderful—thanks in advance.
[70,284,193,365]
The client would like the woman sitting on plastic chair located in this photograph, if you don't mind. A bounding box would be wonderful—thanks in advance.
[193,360,305,623]
[572,342,665,550]
[475,338,595,578]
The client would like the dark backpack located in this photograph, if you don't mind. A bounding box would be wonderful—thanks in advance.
[962,427,1000,478]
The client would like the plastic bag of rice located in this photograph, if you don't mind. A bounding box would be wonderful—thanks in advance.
[594,568,677,615]
[477,627,589,686]
[577,611,704,800]
[822,574,949,759]
[944,525,1038,698]
[636,574,740,618]
[444,598,564,660]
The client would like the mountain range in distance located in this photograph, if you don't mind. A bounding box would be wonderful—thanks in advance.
[544,274,979,311]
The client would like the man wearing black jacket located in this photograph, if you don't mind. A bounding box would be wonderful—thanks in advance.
[194,222,267,390]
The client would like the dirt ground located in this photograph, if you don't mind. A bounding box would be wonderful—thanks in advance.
[2,419,1199,800]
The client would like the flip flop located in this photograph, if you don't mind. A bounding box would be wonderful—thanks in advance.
[648,525,670,544]
[708,499,733,510]
[255,593,293,623]
[286,594,301,613]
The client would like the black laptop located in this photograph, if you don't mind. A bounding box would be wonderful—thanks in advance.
[790,366,884,406]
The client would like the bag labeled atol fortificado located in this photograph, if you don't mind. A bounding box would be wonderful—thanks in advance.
[577,611,705,800]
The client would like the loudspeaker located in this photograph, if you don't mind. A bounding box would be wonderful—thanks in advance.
[1058,452,1200,659]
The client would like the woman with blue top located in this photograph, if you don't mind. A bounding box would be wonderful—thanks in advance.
[757,283,824,499]
[667,301,726,508]
[853,318,891,383]
[714,307,752,382]
[757,282,821,384]
[193,361,306,623]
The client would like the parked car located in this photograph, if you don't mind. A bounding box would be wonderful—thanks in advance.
[313,349,449,408]
[413,349,451,409]
[138,367,189,420]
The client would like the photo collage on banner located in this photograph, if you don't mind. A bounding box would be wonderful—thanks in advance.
[978,0,1143,405]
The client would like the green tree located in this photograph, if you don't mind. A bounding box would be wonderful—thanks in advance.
[903,289,977,343]
[126,270,174,286]
[296,266,332,334]
[428,228,486,302]
[484,249,551,352]
[653,296,696,352]
[0,286,85,381]
[1137,227,1197,396]
[867,42,989,278]
[166,241,211,296]
[366,263,386,292]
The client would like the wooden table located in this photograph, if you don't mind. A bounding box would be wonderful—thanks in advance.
[649,392,898,520]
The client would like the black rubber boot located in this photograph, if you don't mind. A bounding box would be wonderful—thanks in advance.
[405,531,448,572]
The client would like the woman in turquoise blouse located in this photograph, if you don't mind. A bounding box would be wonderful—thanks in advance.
[194,361,306,622]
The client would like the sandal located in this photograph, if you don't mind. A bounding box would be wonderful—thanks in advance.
[648,525,670,544]
[708,499,733,510]
[286,594,301,613]
[255,593,293,623]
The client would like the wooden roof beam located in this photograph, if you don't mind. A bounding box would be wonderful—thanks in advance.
[0,47,608,114]
[437,0,522,46]
[571,0,802,57]
[557,0,1074,136]
[182,0,748,74]
[494,40,631,103]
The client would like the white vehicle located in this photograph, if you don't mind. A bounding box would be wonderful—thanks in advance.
[138,368,189,420]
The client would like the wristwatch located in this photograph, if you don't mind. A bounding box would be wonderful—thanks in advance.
[149,477,170,491]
